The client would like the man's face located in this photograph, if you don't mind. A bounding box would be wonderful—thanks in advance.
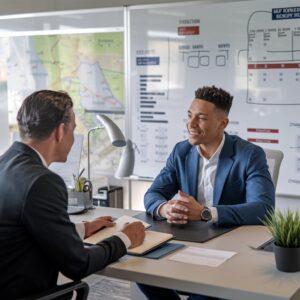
[187,99,228,146]
[58,109,76,162]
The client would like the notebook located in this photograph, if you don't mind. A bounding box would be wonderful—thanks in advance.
[84,215,174,256]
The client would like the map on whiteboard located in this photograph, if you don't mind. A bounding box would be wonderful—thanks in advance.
[1,32,124,119]
[0,32,125,175]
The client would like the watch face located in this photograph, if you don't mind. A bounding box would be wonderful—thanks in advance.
[201,208,212,221]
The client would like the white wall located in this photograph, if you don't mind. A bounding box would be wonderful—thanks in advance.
[276,195,300,212]
[0,0,196,15]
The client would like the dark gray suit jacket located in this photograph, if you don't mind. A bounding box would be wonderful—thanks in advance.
[0,142,126,299]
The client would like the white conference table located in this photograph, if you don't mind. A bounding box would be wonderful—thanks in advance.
[71,207,300,300]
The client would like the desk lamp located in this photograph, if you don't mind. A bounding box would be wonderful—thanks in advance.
[87,114,126,180]
[115,139,137,209]
[115,139,135,178]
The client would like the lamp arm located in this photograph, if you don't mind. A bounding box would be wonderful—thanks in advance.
[87,115,125,180]
[87,126,103,180]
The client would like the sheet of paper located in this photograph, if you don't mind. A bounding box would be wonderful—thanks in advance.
[113,215,151,230]
[168,246,237,267]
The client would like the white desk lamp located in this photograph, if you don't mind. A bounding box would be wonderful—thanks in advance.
[87,114,126,180]
[115,139,138,209]
[115,139,135,178]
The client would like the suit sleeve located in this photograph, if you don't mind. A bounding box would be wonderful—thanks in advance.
[144,145,180,218]
[216,146,275,225]
[21,173,126,280]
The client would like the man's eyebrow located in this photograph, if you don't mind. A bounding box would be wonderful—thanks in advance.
[187,110,208,116]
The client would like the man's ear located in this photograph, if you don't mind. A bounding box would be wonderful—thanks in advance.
[54,123,65,143]
[221,117,229,129]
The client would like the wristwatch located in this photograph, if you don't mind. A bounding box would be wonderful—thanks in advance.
[200,206,212,221]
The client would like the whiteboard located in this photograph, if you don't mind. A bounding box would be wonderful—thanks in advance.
[129,0,300,196]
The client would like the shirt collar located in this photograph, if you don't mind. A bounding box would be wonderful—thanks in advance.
[197,134,225,162]
[23,142,48,167]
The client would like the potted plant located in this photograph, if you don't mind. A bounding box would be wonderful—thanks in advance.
[263,209,300,272]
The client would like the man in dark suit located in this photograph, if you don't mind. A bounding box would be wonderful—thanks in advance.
[0,90,145,299]
[139,85,275,299]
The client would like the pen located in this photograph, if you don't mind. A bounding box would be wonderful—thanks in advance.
[78,168,85,178]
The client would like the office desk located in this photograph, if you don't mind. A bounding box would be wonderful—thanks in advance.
[71,207,300,300]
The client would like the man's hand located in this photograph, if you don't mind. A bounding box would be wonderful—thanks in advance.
[84,216,115,238]
[159,191,204,224]
[121,221,146,249]
[177,190,204,221]
[159,197,189,224]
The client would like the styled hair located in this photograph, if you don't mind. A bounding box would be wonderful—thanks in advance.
[17,90,73,141]
[195,85,233,115]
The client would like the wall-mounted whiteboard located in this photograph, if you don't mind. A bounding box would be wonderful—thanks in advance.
[129,0,300,196]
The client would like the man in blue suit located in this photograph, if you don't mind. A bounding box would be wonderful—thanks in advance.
[139,85,275,300]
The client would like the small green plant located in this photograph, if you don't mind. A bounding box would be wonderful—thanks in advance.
[72,168,87,192]
[74,176,86,192]
[263,209,300,248]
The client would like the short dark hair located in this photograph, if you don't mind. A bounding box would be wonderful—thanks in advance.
[195,85,233,115]
[17,90,73,141]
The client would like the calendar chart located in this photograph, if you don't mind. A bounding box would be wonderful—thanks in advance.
[247,11,300,105]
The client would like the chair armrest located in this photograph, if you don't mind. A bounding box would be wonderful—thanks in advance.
[22,280,89,300]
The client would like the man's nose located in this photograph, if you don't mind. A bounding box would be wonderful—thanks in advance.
[188,117,197,127]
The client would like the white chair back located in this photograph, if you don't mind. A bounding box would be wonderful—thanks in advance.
[263,148,284,189]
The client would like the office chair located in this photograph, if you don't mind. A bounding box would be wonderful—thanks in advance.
[263,148,284,189]
[21,280,89,300]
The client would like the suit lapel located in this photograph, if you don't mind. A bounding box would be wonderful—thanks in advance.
[186,146,199,198]
[213,134,234,205]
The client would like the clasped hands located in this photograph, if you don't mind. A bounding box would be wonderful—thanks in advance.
[159,191,204,224]
[84,216,145,248]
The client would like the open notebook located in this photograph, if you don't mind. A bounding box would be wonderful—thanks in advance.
[84,216,173,256]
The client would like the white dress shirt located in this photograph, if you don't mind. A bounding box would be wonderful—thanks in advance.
[25,142,131,248]
[197,134,225,222]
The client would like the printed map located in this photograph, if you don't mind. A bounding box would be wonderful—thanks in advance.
[0,32,125,176]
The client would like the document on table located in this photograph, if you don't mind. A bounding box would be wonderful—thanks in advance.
[169,246,237,267]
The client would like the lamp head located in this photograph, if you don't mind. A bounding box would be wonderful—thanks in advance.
[115,139,135,178]
[96,114,126,147]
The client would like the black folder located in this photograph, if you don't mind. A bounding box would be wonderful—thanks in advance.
[134,212,238,243]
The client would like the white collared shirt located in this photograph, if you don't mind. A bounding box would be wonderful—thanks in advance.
[23,142,131,248]
[197,134,225,222]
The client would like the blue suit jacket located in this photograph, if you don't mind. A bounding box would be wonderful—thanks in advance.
[144,133,275,225]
